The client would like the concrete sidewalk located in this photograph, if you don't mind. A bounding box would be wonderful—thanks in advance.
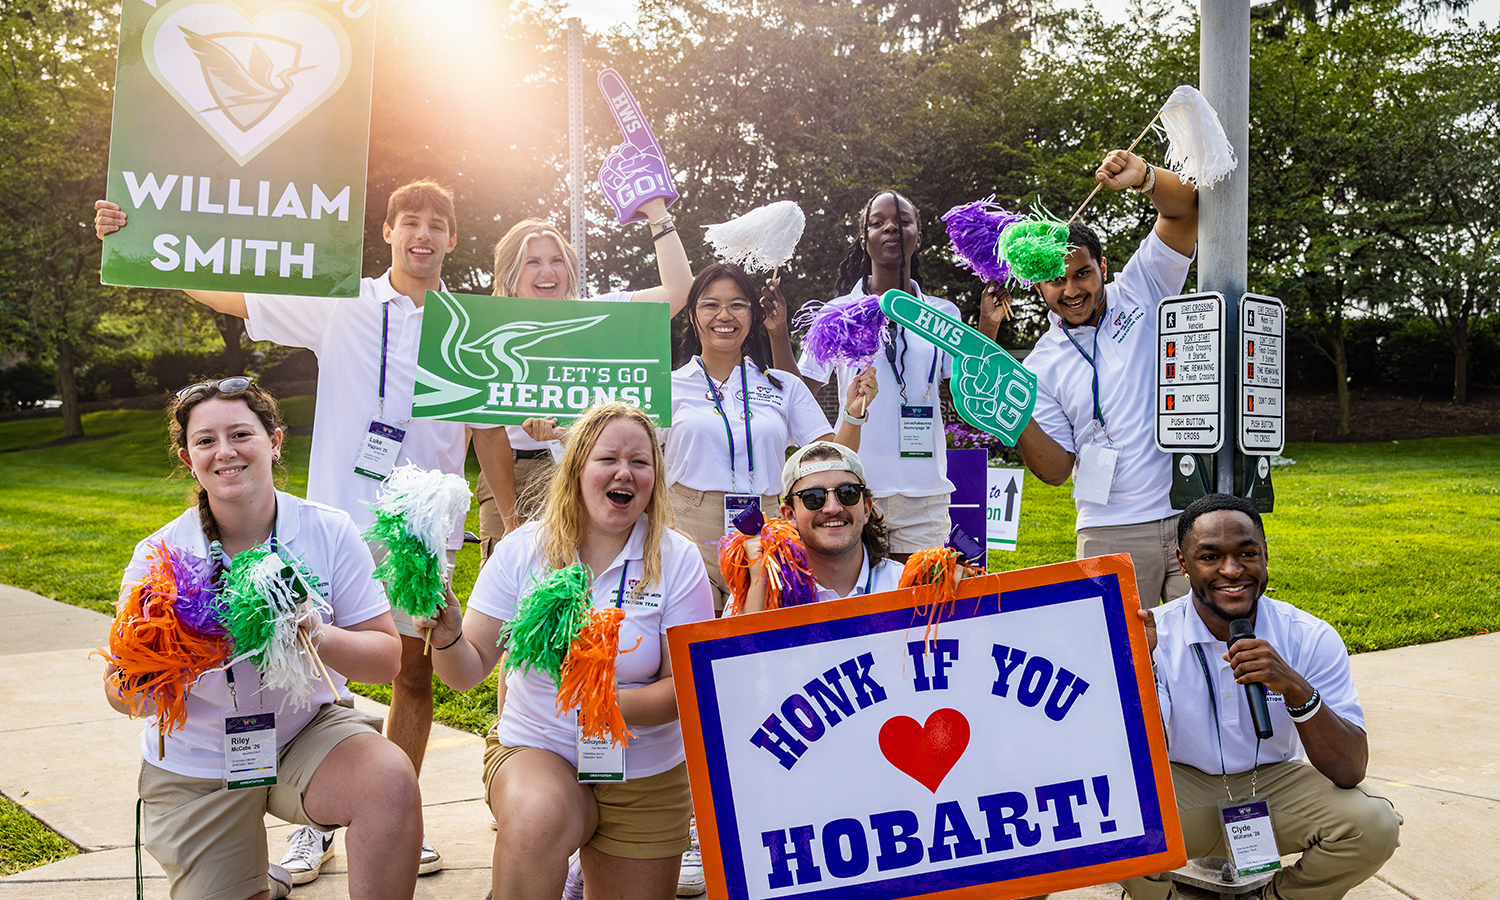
[1,583,1495,899]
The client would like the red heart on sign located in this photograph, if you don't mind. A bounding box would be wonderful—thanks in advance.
[878,708,971,793]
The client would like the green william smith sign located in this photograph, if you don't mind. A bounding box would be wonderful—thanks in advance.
[414,292,674,427]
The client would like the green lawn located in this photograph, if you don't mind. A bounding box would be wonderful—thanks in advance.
[0,794,77,876]
[1,405,1495,745]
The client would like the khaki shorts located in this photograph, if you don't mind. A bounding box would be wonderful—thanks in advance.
[483,729,693,859]
[669,484,779,613]
[875,492,951,553]
[476,457,555,562]
[140,703,384,900]
[1075,514,1186,608]
[382,545,459,639]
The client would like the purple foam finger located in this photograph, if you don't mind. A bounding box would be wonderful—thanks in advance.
[732,503,765,536]
[597,69,679,224]
[945,524,986,566]
[942,197,1023,285]
[795,294,888,368]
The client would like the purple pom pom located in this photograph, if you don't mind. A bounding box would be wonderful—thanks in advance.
[773,541,819,608]
[166,548,226,638]
[794,294,888,367]
[942,197,1023,284]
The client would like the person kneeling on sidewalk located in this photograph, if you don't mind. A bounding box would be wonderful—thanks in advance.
[1124,494,1401,899]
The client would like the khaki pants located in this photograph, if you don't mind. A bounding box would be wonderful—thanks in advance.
[669,484,778,614]
[1076,515,1187,608]
[475,456,555,562]
[1121,760,1401,900]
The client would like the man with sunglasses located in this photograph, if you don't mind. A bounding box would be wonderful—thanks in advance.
[742,443,901,612]
[95,180,512,881]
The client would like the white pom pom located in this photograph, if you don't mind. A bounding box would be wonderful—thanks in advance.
[703,200,806,272]
[372,465,473,558]
[241,554,328,710]
[1159,85,1238,188]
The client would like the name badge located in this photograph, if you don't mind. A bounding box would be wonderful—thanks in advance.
[224,713,277,790]
[724,494,761,536]
[353,420,406,481]
[576,714,626,783]
[899,405,935,458]
[1219,797,1282,877]
[1072,443,1118,505]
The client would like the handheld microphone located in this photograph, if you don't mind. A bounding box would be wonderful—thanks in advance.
[1229,618,1274,740]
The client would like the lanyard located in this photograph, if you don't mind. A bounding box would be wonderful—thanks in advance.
[1193,643,1261,800]
[863,560,874,595]
[378,302,390,415]
[884,323,939,403]
[698,358,754,489]
[613,560,632,608]
[1062,323,1106,427]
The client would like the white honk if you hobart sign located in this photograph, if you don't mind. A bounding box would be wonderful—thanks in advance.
[102,0,377,297]
[668,557,1185,900]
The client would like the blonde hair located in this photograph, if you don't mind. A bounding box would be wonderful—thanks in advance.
[539,403,670,594]
[492,218,579,300]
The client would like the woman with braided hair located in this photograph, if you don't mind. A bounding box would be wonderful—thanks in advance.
[102,377,419,900]
[793,190,961,562]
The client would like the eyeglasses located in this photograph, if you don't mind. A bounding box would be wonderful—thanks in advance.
[175,376,260,401]
[697,300,753,317]
[790,483,866,511]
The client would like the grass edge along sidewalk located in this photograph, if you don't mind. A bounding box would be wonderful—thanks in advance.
[0,404,1495,741]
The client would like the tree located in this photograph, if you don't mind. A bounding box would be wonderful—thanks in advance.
[0,0,122,437]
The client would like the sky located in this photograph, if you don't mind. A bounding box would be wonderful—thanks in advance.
[558,0,1500,32]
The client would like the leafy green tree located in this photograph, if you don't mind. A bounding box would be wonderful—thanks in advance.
[0,0,121,437]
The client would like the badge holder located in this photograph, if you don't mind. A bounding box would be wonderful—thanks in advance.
[1217,796,1282,879]
[354,420,406,481]
[224,712,277,789]
[723,494,761,535]
[1073,442,1119,504]
[899,405,935,458]
[576,714,626,783]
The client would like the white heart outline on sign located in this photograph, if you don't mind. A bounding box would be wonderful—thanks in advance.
[142,0,352,166]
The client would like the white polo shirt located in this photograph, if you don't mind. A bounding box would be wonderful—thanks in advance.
[1149,593,1366,776]
[468,518,714,779]
[811,553,904,602]
[1024,232,1194,530]
[245,271,483,550]
[504,290,634,455]
[797,280,957,499]
[124,492,389,779]
[664,357,832,496]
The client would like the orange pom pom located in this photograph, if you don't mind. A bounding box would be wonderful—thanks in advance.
[94,543,230,739]
[898,547,981,644]
[555,607,642,747]
[719,518,817,615]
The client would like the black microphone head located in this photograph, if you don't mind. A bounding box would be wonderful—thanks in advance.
[1230,618,1255,644]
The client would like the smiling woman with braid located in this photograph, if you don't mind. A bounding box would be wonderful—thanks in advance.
[791,190,962,562]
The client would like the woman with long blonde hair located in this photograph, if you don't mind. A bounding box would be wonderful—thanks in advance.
[423,402,712,900]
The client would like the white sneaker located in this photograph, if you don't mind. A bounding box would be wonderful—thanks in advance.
[677,823,705,896]
[419,837,444,875]
[268,863,293,899]
[279,826,335,885]
[563,849,584,900]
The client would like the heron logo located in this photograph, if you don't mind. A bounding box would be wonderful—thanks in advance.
[143,1,352,165]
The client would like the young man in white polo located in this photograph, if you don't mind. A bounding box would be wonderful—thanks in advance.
[96,180,512,881]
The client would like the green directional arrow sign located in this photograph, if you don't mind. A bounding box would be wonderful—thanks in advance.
[879,289,1036,445]
[413,291,672,426]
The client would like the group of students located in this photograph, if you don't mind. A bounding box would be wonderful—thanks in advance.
[92,141,1399,900]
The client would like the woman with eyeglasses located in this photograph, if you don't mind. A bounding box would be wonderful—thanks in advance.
[102,378,420,900]
[420,402,713,900]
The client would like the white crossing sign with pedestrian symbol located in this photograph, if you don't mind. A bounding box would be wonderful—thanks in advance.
[1156,293,1225,453]
[1238,293,1285,455]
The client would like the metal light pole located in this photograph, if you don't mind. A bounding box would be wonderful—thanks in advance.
[1199,1,1250,495]
[567,17,587,296]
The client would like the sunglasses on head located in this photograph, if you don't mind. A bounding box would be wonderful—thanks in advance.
[790,483,866,511]
[175,376,260,402]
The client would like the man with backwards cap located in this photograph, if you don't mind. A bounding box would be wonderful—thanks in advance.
[741,442,903,612]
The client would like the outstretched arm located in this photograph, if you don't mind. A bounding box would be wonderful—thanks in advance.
[623,197,692,316]
[94,200,248,317]
[1095,150,1199,258]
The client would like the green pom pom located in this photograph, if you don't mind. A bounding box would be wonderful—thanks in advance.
[220,545,320,666]
[997,220,1070,284]
[499,564,595,684]
[366,510,446,618]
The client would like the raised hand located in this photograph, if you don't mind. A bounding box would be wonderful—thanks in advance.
[879,289,1036,445]
[978,280,1012,341]
[597,69,679,225]
[95,200,126,239]
[761,278,789,336]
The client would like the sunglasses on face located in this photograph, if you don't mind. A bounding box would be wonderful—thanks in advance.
[175,376,260,402]
[790,483,866,511]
